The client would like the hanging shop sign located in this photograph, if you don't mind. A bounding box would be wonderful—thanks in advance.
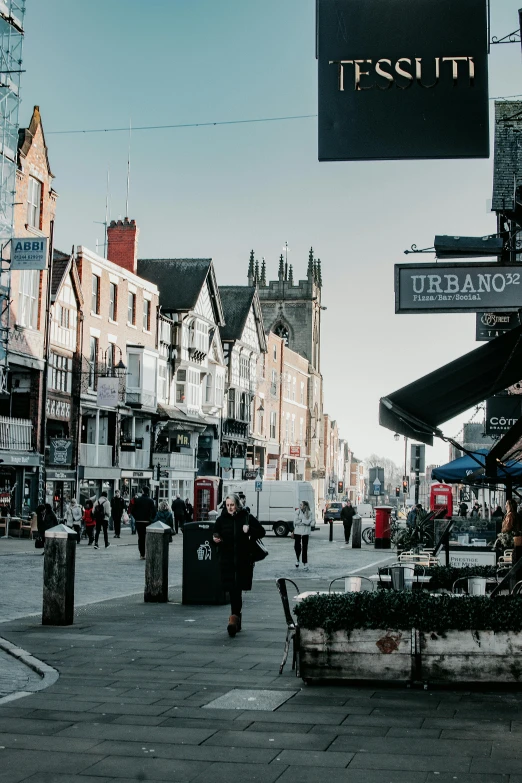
[289,445,301,457]
[476,312,521,341]
[395,263,522,314]
[317,0,489,162]
[49,438,73,466]
[485,396,522,436]
[96,376,119,408]
[10,237,48,270]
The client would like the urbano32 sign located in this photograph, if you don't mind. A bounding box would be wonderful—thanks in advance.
[395,263,522,314]
[317,0,489,161]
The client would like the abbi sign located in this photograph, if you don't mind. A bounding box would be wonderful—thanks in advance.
[11,237,48,270]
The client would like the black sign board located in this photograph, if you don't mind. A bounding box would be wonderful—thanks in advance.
[476,312,522,341]
[317,0,489,161]
[395,263,522,314]
[49,438,73,466]
[176,432,190,448]
[485,396,522,436]
[369,466,385,496]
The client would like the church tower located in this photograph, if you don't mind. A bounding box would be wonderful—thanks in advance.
[251,247,323,373]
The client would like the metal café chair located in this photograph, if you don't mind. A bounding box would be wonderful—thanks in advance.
[510,580,522,596]
[452,576,488,596]
[275,577,300,676]
[328,575,374,593]
[379,563,425,591]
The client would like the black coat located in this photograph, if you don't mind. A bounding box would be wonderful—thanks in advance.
[132,495,156,523]
[111,495,126,518]
[340,505,356,524]
[214,508,265,591]
[172,498,186,519]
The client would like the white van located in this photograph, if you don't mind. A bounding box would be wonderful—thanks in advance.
[225,480,316,537]
[355,503,374,519]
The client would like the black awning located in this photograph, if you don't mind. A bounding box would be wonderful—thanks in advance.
[379,323,522,446]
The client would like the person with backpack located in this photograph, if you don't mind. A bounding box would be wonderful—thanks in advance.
[65,498,83,544]
[93,492,111,550]
[133,486,156,559]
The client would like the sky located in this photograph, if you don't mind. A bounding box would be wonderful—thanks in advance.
[19,0,522,470]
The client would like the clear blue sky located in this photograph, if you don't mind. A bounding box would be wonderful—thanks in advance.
[20,0,522,468]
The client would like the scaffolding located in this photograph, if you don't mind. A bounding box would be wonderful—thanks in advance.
[0,1,25,393]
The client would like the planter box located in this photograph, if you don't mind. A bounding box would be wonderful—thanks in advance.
[299,628,413,683]
[420,630,522,683]
[299,628,522,684]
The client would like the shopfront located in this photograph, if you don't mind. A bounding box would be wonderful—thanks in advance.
[121,469,153,504]
[78,466,121,507]
[0,454,42,518]
[45,468,77,520]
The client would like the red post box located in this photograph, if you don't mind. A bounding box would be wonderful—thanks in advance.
[374,505,392,549]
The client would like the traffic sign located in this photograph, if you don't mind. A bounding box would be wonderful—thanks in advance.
[255,480,263,492]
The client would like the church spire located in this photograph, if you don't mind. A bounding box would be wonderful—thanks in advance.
[316,258,323,288]
[307,247,314,280]
[260,258,266,286]
[278,254,285,282]
[248,250,255,286]
[288,264,294,285]
[254,259,260,286]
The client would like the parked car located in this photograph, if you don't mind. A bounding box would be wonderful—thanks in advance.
[324,501,344,522]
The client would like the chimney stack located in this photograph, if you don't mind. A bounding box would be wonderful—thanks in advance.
[107,217,139,275]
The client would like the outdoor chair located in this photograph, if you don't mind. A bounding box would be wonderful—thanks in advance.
[328,575,374,593]
[498,549,513,567]
[398,549,438,566]
[452,576,488,596]
[379,563,425,591]
[510,580,522,596]
[275,577,300,677]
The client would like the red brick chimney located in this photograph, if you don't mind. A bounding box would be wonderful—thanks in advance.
[107,218,139,274]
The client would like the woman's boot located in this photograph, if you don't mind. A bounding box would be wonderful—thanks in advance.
[236,614,242,632]
[227,615,239,637]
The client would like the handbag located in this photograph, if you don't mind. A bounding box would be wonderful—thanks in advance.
[35,536,44,549]
[122,511,129,524]
[250,537,269,562]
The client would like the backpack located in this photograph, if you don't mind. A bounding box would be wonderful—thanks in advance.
[93,501,106,524]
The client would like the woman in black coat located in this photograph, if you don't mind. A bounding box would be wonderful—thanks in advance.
[213,493,265,637]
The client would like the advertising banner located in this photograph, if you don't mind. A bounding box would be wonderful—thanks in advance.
[476,312,521,341]
[96,376,119,408]
[485,396,522,436]
[395,263,522,314]
[11,237,48,270]
[317,0,489,161]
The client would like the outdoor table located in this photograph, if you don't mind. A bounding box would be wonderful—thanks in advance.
[0,516,18,540]
[368,574,432,583]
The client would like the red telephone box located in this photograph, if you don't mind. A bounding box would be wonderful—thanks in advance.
[429,483,453,518]
[194,477,221,521]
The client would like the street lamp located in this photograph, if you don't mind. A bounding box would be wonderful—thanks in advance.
[394,432,408,512]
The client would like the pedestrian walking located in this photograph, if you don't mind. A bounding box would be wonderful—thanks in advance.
[36,503,57,552]
[292,500,312,570]
[340,500,356,545]
[65,498,83,544]
[185,497,194,523]
[110,490,126,539]
[128,493,138,535]
[83,499,95,545]
[213,493,266,637]
[470,502,481,519]
[93,492,111,550]
[458,501,468,518]
[133,486,156,559]
[171,494,186,534]
[155,500,174,538]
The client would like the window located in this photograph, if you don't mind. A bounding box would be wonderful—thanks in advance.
[239,355,249,380]
[128,291,136,325]
[91,274,100,314]
[18,270,39,329]
[27,176,42,229]
[239,392,248,422]
[270,411,277,440]
[186,368,201,409]
[258,407,264,435]
[49,352,72,393]
[300,381,305,405]
[176,369,186,403]
[273,344,277,361]
[227,388,236,419]
[109,283,117,321]
[299,418,304,445]
[194,320,208,352]
[88,336,98,389]
[270,369,277,396]
[106,343,115,375]
[127,352,141,387]
[285,414,290,442]
[215,374,224,407]
[291,416,295,442]
[205,373,213,404]
[143,298,151,331]
[158,362,168,402]
[292,377,296,401]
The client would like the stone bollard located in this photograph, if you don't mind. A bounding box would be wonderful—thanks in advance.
[329,519,334,542]
[144,521,171,602]
[42,524,77,626]
[352,515,362,548]
[208,510,218,522]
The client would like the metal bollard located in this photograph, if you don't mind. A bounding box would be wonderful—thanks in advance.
[42,524,77,626]
[144,521,171,602]
[329,519,334,542]
[352,515,362,548]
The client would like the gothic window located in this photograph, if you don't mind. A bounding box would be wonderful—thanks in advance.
[274,322,289,346]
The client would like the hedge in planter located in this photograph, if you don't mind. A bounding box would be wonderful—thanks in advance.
[295,591,522,634]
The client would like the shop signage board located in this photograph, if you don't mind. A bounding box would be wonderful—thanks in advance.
[10,237,48,270]
[96,376,119,408]
[476,312,521,341]
[317,0,489,162]
[289,445,301,457]
[395,263,522,314]
[176,432,190,447]
[49,438,73,466]
[485,396,522,436]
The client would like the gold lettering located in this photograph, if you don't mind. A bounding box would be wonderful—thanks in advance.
[395,58,413,89]
[415,57,440,88]
[375,59,394,89]
[468,56,475,86]
[442,56,468,86]
[329,60,352,92]
[353,59,373,91]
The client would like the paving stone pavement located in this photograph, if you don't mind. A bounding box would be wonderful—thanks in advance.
[0,572,521,783]
[0,649,42,699]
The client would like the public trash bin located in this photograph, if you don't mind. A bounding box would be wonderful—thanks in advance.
[182,521,227,605]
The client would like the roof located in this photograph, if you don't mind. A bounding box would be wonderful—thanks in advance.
[219,286,266,350]
[156,404,207,430]
[18,105,54,178]
[137,259,224,323]
[492,101,522,212]
[51,249,70,298]
[379,323,522,446]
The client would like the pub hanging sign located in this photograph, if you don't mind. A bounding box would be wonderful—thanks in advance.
[395,263,522,314]
[317,0,489,161]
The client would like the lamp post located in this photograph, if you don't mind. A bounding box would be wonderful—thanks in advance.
[394,432,408,513]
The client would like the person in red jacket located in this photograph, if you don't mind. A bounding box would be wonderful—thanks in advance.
[83,499,96,545]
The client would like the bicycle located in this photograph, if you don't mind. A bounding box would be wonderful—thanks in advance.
[362,520,403,546]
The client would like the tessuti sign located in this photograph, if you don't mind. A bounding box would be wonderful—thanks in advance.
[476,312,521,341]
[485,396,522,436]
[395,263,522,314]
[11,237,48,270]
[317,0,489,161]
